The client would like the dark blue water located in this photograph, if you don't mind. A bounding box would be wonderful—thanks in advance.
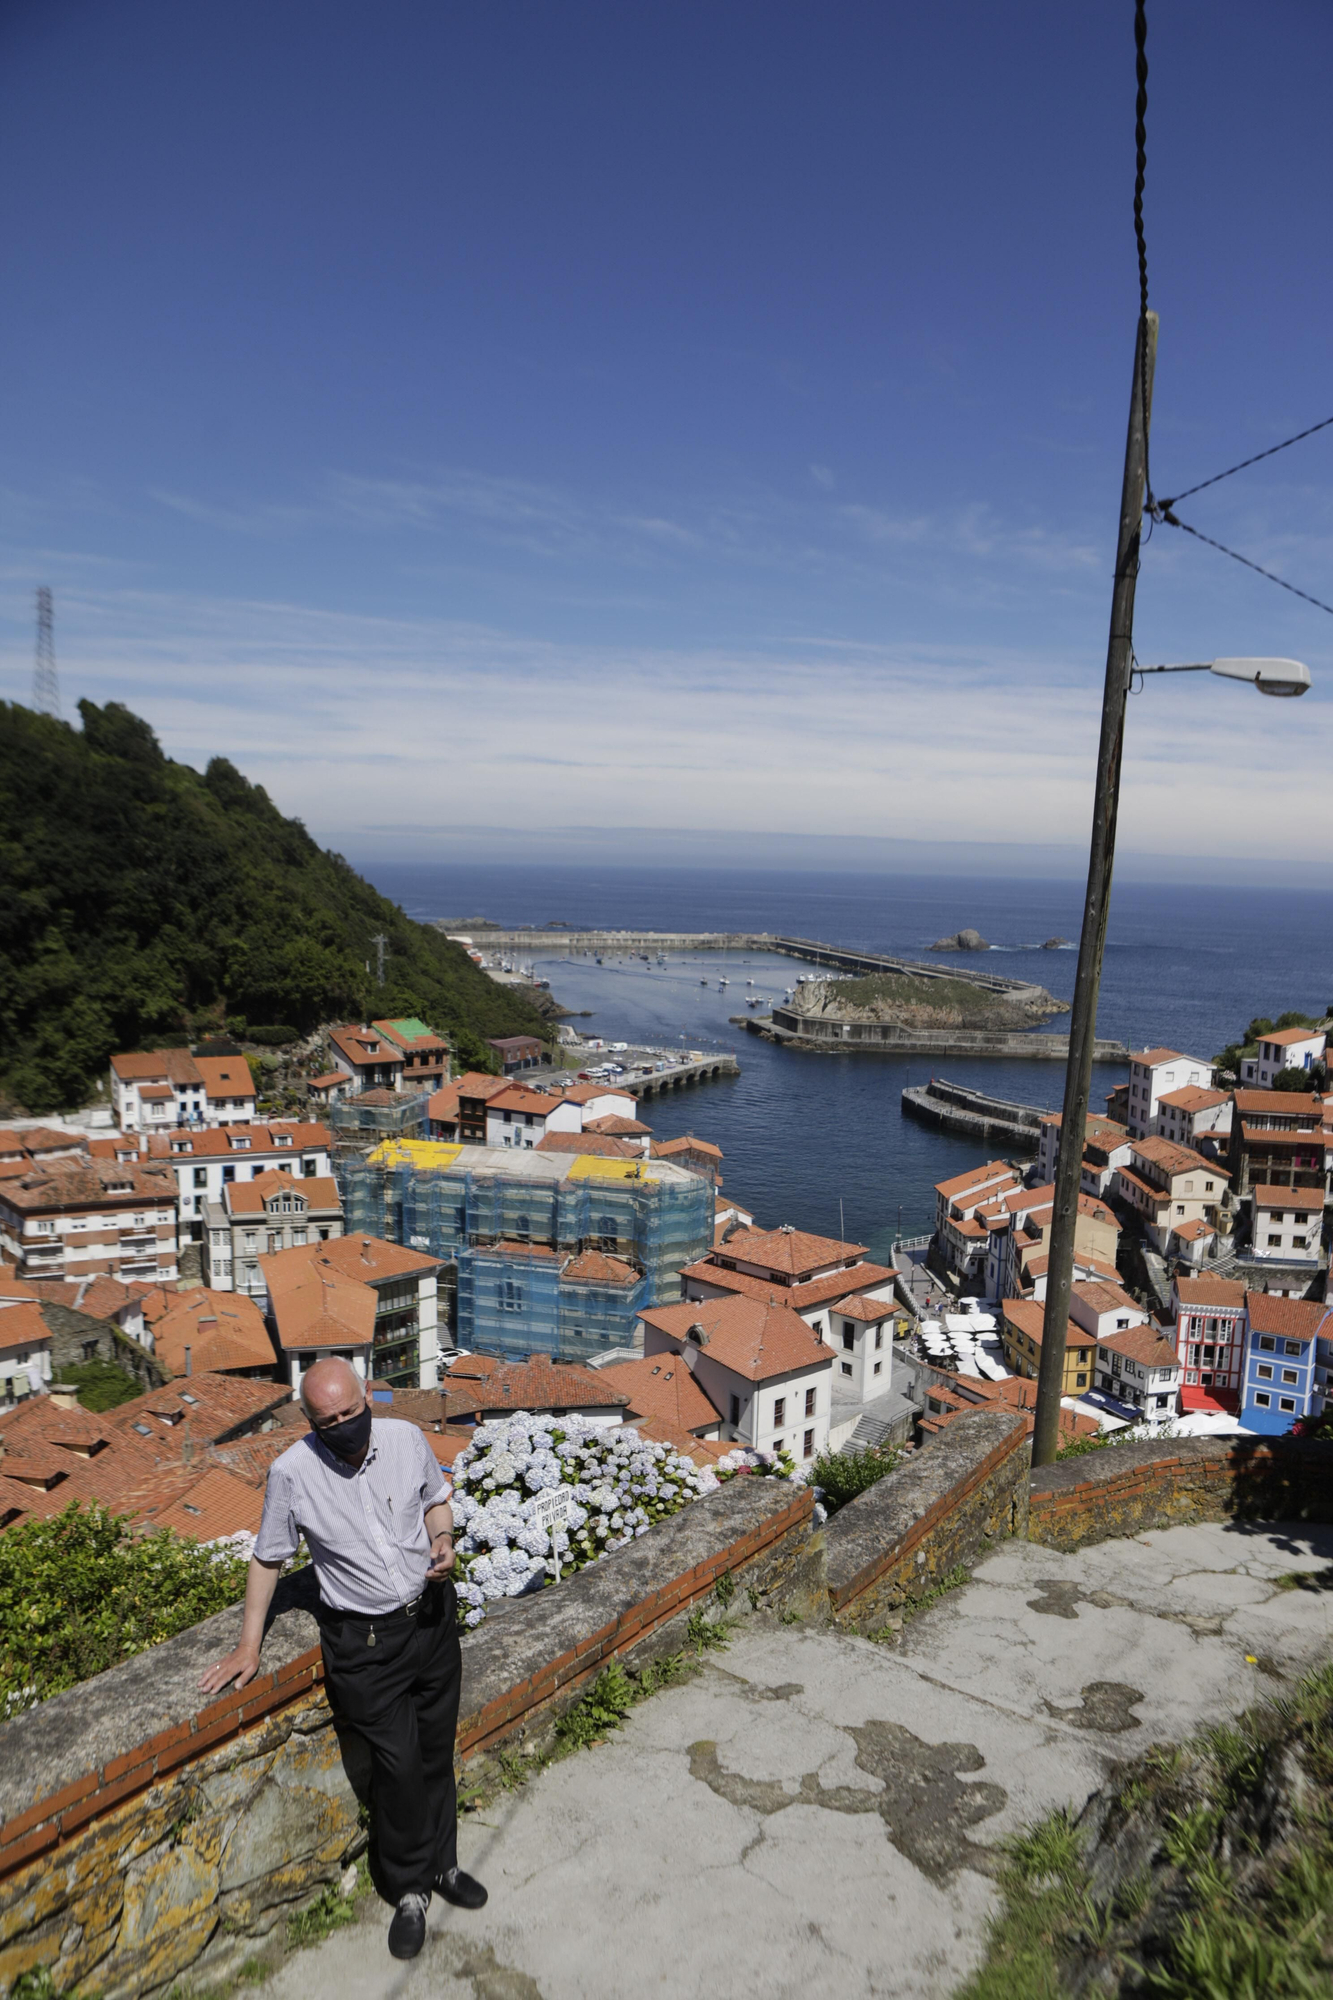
[354,863,1333,1263]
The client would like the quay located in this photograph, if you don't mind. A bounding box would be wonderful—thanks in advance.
[901,1076,1053,1149]
[440,924,1048,1001]
[746,1012,1129,1062]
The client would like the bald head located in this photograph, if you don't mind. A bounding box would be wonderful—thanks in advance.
[300,1357,365,1425]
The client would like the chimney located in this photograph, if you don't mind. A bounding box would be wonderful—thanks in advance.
[184,1345,192,1376]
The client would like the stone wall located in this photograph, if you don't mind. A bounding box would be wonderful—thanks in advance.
[0,1478,812,1998]
[824,1410,1030,1630]
[37,1303,168,1392]
[1028,1434,1333,1552]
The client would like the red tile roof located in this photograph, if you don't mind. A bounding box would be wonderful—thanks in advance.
[1096,1325,1178,1370]
[639,1294,833,1383]
[681,1257,898,1312]
[596,1354,720,1432]
[709,1225,867,1279]
[225,1171,341,1215]
[560,1249,639,1285]
[150,1290,277,1376]
[1244,1293,1327,1341]
[442,1356,630,1420]
[1252,1184,1325,1210]
[1135,1047,1191,1067]
[537,1131,640,1159]
[584,1114,652,1136]
[933,1161,1017,1201]
[0,1157,178,1212]
[1131,1135,1229,1180]
[0,1302,50,1357]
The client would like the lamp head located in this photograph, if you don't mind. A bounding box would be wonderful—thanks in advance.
[1209,657,1311,698]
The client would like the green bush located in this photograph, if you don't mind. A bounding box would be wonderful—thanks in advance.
[808,1442,898,1514]
[57,1358,143,1411]
[0,1503,249,1714]
[246,1025,299,1047]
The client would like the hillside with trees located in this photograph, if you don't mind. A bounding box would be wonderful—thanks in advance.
[0,699,549,1113]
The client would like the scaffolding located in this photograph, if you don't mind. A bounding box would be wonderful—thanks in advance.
[330,1091,431,1144]
[336,1148,712,1360]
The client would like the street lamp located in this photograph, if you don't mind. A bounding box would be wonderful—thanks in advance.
[1031,310,1315,1470]
[1137,658,1311,697]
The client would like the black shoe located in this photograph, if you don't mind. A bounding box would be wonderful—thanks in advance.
[437,1866,488,1909]
[388,1890,430,1958]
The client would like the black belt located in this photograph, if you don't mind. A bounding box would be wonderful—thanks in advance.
[322,1587,433,1625]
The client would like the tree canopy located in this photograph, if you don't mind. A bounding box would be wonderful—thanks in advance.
[0,699,548,1112]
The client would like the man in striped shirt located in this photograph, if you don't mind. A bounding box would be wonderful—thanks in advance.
[201,1357,486,1960]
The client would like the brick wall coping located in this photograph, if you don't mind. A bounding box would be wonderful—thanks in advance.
[0,1475,810,1875]
[824,1409,1028,1611]
[1029,1433,1333,1499]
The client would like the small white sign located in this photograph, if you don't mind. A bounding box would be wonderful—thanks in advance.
[532,1487,576,1535]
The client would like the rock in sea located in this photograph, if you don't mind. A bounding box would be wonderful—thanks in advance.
[929,928,989,952]
[1040,936,1071,949]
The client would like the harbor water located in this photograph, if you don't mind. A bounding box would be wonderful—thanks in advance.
[359,862,1333,1266]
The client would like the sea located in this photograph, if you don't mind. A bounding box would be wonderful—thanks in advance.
[357,862,1333,1269]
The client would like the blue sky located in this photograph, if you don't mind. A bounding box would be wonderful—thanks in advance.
[2,0,1331,878]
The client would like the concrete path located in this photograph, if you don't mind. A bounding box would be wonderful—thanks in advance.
[255,1520,1333,2000]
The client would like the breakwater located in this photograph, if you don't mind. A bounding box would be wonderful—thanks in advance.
[901,1078,1052,1150]
[439,925,1048,1001]
[762,1009,1128,1062]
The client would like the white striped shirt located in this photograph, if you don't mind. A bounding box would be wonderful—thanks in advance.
[254,1417,452,1614]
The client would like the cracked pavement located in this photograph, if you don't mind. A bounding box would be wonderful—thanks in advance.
[255,1519,1333,2000]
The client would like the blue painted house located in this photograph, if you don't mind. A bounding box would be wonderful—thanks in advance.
[1239,1292,1328,1434]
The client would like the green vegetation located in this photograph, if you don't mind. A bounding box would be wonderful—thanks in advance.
[809,1441,899,1513]
[56,1357,143,1411]
[0,698,550,1113]
[0,1502,248,1714]
[815,969,1064,1026]
[285,1860,369,1948]
[957,1661,1333,1999]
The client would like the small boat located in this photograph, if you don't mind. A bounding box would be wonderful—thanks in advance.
[719,977,729,988]
[595,955,603,964]
[700,978,709,986]
[746,978,754,986]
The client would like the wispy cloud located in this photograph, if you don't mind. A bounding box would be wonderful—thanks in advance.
[0,573,1324,870]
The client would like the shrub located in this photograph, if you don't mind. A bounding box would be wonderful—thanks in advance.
[0,1503,249,1713]
[807,1442,898,1514]
[246,1025,299,1046]
[57,1357,142,1411]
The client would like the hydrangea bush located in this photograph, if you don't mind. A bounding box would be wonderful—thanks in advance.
[449,1413,796,1628]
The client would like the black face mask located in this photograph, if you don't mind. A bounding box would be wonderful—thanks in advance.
[316,1403,373,1462]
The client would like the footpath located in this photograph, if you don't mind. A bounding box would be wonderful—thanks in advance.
[254,1518,1333,2000]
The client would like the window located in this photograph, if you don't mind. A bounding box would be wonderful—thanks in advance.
[840,1360,853,1377]
[803,1429,815,1459]
[1258,1336,1276,1352]
[773,1438,784,1455]
[1268,1235,1284,1248]
[193,1168,207,1189]
[804,1387,816,1417]
[1075,1372,1087,1387]
[1284,1340,1303,1356]
[1279,1397,1297,1412]
[875,1327,883,1350]
[304,1159,317,1177]
[1255,1392,1272,1407]
[1257,1364,1274,1380]
[1281,1368,1299,1384]
[773,1398,785,1427]
[873,1359,882,1375]
[729,1394,740,1426]
[1175,1204,1185,1216]
[841,1328,854,1351]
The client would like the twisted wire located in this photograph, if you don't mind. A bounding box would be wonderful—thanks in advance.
[1159,413,1333,509]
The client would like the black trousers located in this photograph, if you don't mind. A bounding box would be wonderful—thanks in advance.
[320,1583,462,1903]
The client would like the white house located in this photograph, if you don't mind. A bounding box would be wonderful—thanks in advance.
[1240,1027,1327,1090]
[638,1292,833,1465]
[1250,1184,1324,1265]
[1092,1323,1180,1423]
[263,1234,444,1394]
[932,1162,1022,1289]
[679,1225,897,1345]
[1152,1086,1232,1149]
[824,1293,897,1401]
[1124,1049,1215,1141]
[1036,1113,1130,1189]
[136,1121,333,1242]
[0,1301,52,1405]
[1068,1279,1149,1345]
[483,1086,583,1150]
[1111,1137,1231,1254]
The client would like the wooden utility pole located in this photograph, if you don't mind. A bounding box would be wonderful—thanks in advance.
[1031,311,1157,1468]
